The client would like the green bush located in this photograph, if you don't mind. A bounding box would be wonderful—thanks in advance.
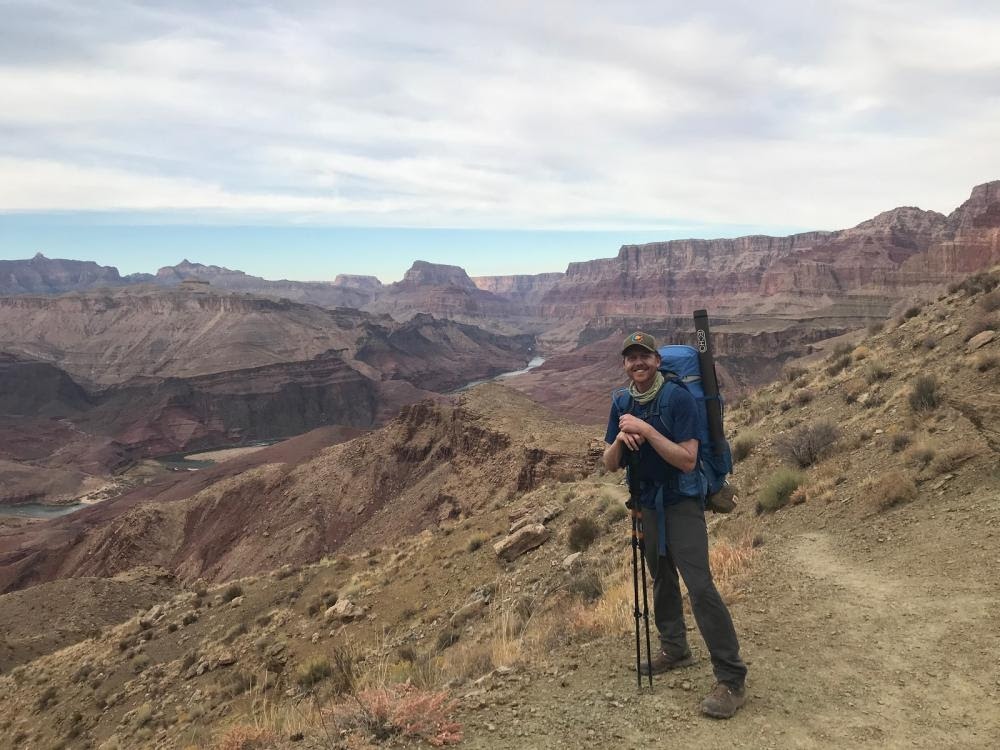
[908,375,940,412]
[567,517,600,552]
[731,431,759,463]
[757,468,806,513]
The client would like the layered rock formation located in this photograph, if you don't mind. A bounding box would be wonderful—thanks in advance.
[471,272,564,305]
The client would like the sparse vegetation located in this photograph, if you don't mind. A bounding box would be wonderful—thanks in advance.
[436,627,461,652]
[295,657,332,688]
[919,336,937,350]
[783,365,807,382]
[567,516,600,552]
[775,420,840,468]
[466,533,487,552]
[904,442,937,468]
[908,375,940,412]
[326,684,462,746]
[865,471,918,511]
[979,290,1000,312]
[975,353,997,372]
[903,305,921,319]
[890,433,912,453]
[867,322,884,335]
[565,569,603,601]
[865,362,891,384]
[757,468,806,512]
[826,354,851,376]
[222,584,243,603]
[963,314,995,342]
[731,431,759,463]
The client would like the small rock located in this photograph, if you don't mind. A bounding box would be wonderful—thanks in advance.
[493,524,551,562]
[561,552,582,570]
[967,330,995,352]
[449,597,487,628]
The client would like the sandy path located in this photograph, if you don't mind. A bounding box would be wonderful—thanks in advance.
[455,518,1000,749]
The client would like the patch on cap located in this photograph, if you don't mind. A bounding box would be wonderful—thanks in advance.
[621,331,657,355]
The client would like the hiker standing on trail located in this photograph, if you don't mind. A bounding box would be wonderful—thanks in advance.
[602,332,748,719]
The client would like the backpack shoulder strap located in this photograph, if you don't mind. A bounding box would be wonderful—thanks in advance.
[611,387,634,415]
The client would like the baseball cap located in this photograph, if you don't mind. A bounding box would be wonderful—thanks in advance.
[621,331,657,355]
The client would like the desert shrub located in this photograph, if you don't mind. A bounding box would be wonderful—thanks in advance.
[775,420,840,468]
[832,342,854,358]
[979,290,1000,313]
[904,442,936,467]
[327,684,462,746]
[35,686,58,711]
[182,611,198,626]
[466,533,487,553]
[947,280,962,294]
[757,468,806,513]
[903,305,921,319]
[223,623,247,644]
[957,271,1000,296]
[604,503,628,524]
[890,433,912,453]
[929,442,980,475]
[793,388,814,405]
[436,627,461,652]
[826,354,851,376]
[865,471,918,511]
[867,322,884,335]
[783,365,807,383]
[908,375,940,412]
[731,431,759,463]
[975,353,997,372]
[963,314,995,342]
[852,346,871,361]
[865,362,891,384]
[567,517,600,552]
[919,336,937,350]
[218,670,251,698]
[566,569,603,602]
[295,657,332,688]
[221,584,243,603]
[330,646,358,696]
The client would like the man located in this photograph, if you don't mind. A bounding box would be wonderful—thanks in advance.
[603,331,748,719]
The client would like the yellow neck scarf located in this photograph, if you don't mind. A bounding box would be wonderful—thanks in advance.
[629,371,664,405]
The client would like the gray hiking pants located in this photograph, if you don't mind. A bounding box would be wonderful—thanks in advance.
[641,499,747,688]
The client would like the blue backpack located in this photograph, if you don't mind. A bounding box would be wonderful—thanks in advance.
[612,344,734,510]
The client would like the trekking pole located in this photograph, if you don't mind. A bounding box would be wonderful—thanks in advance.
[627,449,653,688]
[636,508,654,688]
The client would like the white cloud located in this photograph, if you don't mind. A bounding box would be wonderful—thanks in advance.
[0,0,998,229]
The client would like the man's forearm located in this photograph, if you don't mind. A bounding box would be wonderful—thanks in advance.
[602,440,624,472]
[645,430,697,473]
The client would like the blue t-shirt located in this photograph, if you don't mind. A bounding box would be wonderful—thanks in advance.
[604,384,700,508]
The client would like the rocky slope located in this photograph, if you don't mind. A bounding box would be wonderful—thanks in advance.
[0,385,593,593]
[0,269,996,749]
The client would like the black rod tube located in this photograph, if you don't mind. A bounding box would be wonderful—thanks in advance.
[693,309,725,456]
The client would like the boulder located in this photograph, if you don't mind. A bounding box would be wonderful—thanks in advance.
[494,524,551,562]
[561,552,582,570]
[325,599,365,623]
[967,330,995,352]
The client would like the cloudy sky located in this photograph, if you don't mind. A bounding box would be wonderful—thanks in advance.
[1,0,998,280]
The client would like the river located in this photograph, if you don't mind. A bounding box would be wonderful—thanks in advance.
[451,356,545,393]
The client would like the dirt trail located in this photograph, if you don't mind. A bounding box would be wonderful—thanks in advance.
[455,508,1000,749]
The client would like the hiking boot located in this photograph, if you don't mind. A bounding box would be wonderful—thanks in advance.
[637,649,693,675]
[700,682,746,719]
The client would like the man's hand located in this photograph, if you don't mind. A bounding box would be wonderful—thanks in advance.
[615,426,646,451]
[618,414,650,439]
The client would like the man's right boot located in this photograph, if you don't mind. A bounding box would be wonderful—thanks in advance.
[637,649,693,675]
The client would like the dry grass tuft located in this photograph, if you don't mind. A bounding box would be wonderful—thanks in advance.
[212,726,277,750]
[775,420,840,468]
[864,471,918,511]
[731,431,759,463]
